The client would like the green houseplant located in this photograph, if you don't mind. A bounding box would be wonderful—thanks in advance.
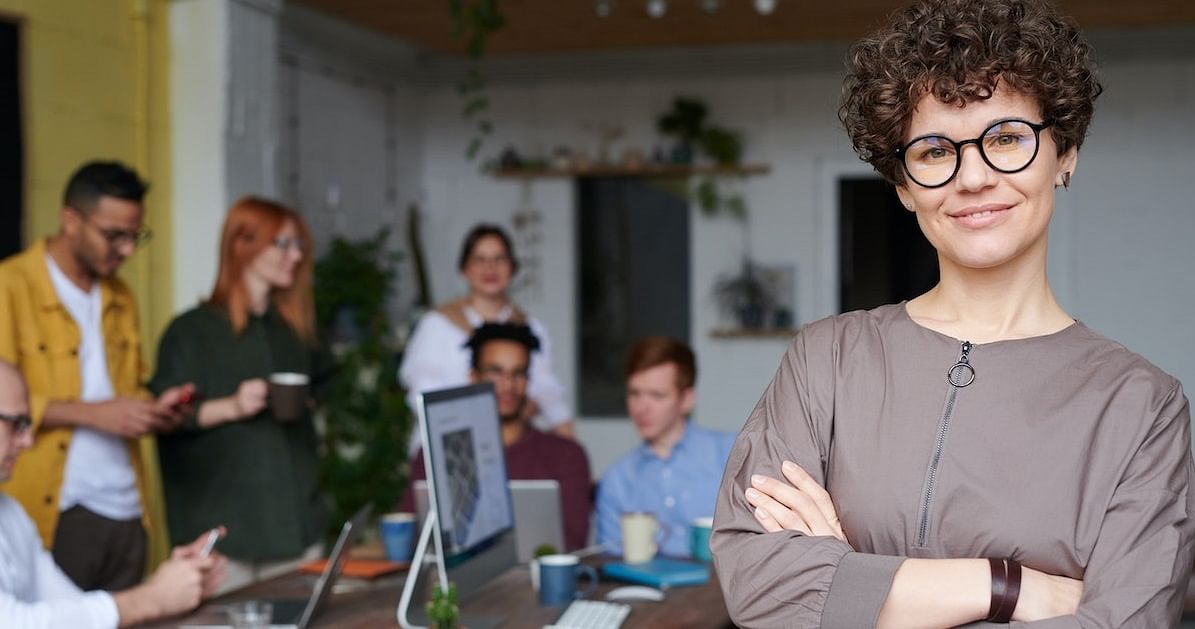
[713,260,775,330]
[427,583,461,629]
[314,228,412,539]
[656,96,748,218]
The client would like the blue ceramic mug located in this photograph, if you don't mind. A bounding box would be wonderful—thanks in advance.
[379,513,417,563]
[689,516,714,563]
[537,554,598,606]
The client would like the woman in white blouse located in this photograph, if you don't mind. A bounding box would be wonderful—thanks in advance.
[399,224,575,451]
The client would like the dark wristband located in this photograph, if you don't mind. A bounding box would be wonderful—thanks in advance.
[993,559,1022,623]
[987,558,1008,620]
[988,558,1022,623]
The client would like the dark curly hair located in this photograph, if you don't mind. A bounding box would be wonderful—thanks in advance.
[839,0,1103,184]
[466,322,541,371]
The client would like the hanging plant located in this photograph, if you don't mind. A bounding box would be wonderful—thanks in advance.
[449,0,506,159]
[656,96,749,219]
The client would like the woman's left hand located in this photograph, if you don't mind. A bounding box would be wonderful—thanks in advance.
[745,460,847,543]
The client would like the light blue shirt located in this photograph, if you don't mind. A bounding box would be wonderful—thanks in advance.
[596,423,736,558]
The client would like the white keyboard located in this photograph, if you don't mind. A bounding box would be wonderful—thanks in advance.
[545,600,631,629]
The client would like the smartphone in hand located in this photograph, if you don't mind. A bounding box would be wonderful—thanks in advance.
[176,389,204,408]
[199,528,221,558]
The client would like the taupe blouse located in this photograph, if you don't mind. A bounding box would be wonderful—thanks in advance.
[712,303,1194,628]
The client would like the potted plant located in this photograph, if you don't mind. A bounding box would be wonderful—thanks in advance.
[427,583,461,629]
[314,228,412,540]
[656,96,750,219]
[699,126,743,167]
[657,97,708,164]
[713,260,775,330]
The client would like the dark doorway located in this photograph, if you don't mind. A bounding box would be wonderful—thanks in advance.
[839,178,937,312]
[0,19,21,260]
[577,177,690,416]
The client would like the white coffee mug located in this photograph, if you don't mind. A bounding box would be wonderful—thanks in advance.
[620,512,666,564]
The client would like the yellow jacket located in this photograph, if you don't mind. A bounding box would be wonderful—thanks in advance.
[0,238,162,552]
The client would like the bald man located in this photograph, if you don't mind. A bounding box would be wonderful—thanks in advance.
[0,360,225,628]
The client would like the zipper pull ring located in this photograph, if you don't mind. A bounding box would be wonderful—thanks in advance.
[947,340,976,387]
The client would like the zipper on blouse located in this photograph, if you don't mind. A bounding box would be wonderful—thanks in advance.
[916,340,975,547]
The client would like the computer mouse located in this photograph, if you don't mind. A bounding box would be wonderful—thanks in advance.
[605,585,666,603]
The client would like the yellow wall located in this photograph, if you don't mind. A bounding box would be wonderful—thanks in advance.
[2,0,174,565]
[3,0,173,345]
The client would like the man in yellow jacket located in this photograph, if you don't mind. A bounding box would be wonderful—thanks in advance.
[0,161,194,591]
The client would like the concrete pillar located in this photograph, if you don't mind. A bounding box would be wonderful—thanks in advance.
[169,0,281,311]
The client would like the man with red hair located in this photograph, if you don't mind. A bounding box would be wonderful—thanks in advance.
[596,337,736,558]
[0,161,193,590]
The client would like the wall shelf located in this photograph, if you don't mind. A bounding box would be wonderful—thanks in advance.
[709,327,797,340]
[488,163,771,180]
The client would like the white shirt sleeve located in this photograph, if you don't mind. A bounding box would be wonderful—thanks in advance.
[0,586,119,629]
[399,313,472,453]
[0,496,120,629]
[399,313,471,405]
[526,317,573,425]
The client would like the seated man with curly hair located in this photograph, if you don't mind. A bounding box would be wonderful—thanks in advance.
[400,323,592,551]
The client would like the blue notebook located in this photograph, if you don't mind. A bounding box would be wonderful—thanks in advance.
[602,558,710,588]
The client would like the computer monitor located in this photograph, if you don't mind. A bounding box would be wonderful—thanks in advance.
[421,383,515,559]
[399,383,518,629]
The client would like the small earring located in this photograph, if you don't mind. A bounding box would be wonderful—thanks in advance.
[1062,171,1071,190]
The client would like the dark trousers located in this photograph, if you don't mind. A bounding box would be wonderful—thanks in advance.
[52,505,147,591]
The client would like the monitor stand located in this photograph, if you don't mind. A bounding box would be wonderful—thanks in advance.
[397,511,447,629]
[397,511,505,629]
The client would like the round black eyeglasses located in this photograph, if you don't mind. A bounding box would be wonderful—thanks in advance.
[895,119,1052,188]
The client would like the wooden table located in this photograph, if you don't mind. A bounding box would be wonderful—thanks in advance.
[153,558,734,628]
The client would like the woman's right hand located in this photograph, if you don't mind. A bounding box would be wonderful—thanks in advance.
[1014,566,1084,621]
[232,378,268,419]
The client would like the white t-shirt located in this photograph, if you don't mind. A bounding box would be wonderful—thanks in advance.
[0,494,119,628]
[44,256,141,521]
[398,304,571,453]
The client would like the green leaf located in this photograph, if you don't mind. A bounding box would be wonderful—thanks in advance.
[463,96,489,117]
[725,194,748,220]
[695,177,719,214]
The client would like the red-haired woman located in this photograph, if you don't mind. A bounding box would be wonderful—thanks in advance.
[150,197,328,591]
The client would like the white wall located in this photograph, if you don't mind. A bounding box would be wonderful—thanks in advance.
[170,0,284,312]
[169,0,229,310]
[277,5,426,320]
[413,32,1195,475]
[1063,57,1195,382]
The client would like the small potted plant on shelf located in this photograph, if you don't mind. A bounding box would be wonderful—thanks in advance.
[656,97,708,164]
[713,260,776,330]
[656,96,750,219]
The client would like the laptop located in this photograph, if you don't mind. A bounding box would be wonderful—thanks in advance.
[261,503,373,629]
[413,478,566,562]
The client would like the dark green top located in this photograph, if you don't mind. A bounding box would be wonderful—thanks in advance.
[149,304,330,562]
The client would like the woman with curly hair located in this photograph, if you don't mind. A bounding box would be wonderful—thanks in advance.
[711,0,1194,626]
